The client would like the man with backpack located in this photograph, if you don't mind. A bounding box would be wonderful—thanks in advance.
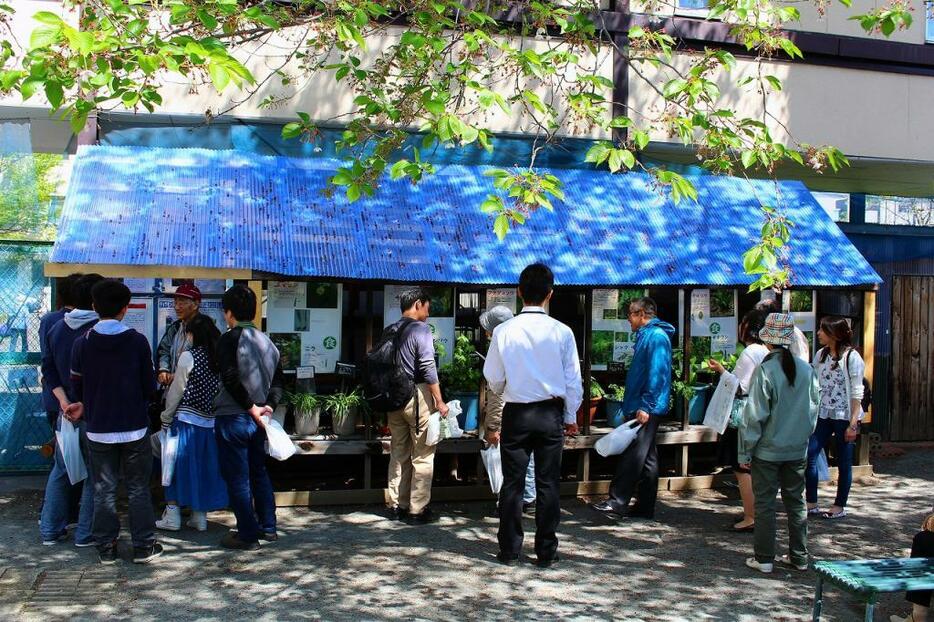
[372,288,449,524]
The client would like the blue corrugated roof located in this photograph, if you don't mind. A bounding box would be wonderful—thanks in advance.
[51,145,881,287]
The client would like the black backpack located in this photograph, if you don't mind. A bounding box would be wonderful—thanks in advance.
[844,349,872,413]
[363,318,416,413]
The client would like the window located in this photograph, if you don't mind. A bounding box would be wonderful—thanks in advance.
[865,195,934,226]
[675,0,709,17]
[811,191,851,223]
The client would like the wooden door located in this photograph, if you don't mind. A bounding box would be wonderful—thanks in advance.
[891,276,934,441]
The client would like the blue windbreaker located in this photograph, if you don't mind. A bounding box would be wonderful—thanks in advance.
[621,318,675,417]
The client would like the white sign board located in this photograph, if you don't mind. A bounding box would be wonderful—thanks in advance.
[124,298,154,349]
[383,285,455,366]
[485,288,519,314]
[266,282,343,373]
[690,288,738,357]
[591,289,646,371]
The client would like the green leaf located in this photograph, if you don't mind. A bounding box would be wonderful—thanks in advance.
[493,214,509,240]
[44,82,63,109]
[19,78,43,100]
[880,17,895,36]
[663,79,688,99]
[763,75,782,91]
[281,122,303,139]
[389,160,409,181]
[632,131,650,151]
[208,63,230,91]
[480,196,502,214]
[30,25,61,50]
[32,11,64,26]
[346,183,362,202]
[741,150,757,169]
[197,9,218,30]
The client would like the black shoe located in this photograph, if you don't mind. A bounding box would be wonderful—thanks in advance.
[133,543,164,564]
[536,555,560,569]
[220,532,260,550]
[259,531,278,542]
[624,505,655,520]
[591,500,624,515]
[408,507,437,524]
[389,506,410,521]
[522,501,536,516]
[496,551,519,566]
[98,543,118,565]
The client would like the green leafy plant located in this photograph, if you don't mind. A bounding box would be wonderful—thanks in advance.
[439,334,482,393]
[284,391,322,413]
[588,377,605,400]
[324,389,364,423]
[606,383,626,401]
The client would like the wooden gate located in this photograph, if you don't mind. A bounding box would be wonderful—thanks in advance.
[891,276,934,441]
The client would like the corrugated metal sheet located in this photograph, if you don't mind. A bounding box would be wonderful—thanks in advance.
[51,145,882,287]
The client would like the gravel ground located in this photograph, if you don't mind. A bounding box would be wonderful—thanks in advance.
[0,446,930,621]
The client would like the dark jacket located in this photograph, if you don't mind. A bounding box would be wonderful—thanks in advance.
[38,309,66,411]
[214,325,284,417]
[157,317,190,373]
[621,318,676,417]
[41,311,98,406]
[70,326,157,435]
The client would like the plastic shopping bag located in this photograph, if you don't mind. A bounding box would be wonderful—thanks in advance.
[56,418,87,485]
[480,444,503,494]
[703,372,740,434]
[440,400,464,440]
[263,416,297,461]
[161,429,180,486]
[595,419,642,457]
[425,412,442,446]
[816,449,831,482]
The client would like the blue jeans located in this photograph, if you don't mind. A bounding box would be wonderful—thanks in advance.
[214,414,276,543]
[523,455,536,504]
[806,418,854,508]
[39,417,94,543]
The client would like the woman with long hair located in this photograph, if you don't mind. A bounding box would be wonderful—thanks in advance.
[890,513,934,622]
[709,308,769,532]
[156,315,228,532]
[806,316,865,520]
[738,313,820,574]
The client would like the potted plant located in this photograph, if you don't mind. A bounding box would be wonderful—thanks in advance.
[577,377,605,427]
[324,389,364,436]
[285,391,322,436]
[605,383,626,427]
[439,334,482,431]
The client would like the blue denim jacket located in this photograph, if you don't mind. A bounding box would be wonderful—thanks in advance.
[621,318,675,417]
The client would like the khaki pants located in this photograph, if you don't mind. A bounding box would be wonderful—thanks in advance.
[387,384,437,515]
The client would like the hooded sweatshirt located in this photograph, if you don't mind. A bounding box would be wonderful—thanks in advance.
[40,309,99,406]
[621,318,676,417]
[39,308,67,411]
[70,319,157,439]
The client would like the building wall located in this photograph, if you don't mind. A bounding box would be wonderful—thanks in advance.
[628,53,934,161]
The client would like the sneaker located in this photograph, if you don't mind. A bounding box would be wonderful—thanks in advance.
[259,531,278,542]
[780,554,808,571]
[745,557,774,574]
[407,507,437,525]
[98,543,118,565]
[41,532,67,546]
[155,505,181,531]
[220,532,260,551]
[75,539,96,548]
[388,505,409,521]
[132,543,164,564]
[591,499,624,515]
[495,551,519,566]
[186,511,207,532]
[522,501,536,516]
[536,555,560,569]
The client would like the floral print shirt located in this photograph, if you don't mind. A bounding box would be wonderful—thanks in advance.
[818,360,850,420]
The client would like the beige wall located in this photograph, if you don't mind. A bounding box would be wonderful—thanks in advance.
[628,52,934,161]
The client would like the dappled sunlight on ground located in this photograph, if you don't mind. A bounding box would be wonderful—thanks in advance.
[0,446,930,621]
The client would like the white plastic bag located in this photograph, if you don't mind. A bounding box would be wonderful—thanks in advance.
[425,412,442,446]
[480,444,503,494]
[595,419,642,457]
[816,449,831,482]
[262,416,297,461]
[56,418,87,485]
[703,372,740,434]
[440,401,464,440]
[161,429,180,487]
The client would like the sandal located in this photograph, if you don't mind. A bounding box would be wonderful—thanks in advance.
[821,508,847,519]
[807,507,822,516]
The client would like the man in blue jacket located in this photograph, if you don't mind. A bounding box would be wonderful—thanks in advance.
[592,297,674,520]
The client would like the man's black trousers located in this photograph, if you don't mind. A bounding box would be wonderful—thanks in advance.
[608,415,661,513]
[498,399,563,561]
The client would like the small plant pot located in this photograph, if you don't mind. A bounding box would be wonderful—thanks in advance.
[576,397,602,427]
[605,398,626,428]
[688,384,711,425]
[332,407,358,436]
[293,407,321,436]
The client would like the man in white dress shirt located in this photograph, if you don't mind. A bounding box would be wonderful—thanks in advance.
[483,263,583,567]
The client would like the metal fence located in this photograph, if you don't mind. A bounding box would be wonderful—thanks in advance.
[0,241,52,472]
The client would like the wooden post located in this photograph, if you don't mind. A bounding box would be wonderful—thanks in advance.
[857,289,877,466]
[678,288,693,478]
[247,280,263,325]
[582,288,593,435]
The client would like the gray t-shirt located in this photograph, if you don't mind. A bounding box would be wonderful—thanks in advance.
[396,320,438,385]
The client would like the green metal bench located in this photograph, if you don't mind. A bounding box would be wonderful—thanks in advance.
[812,558,934,622]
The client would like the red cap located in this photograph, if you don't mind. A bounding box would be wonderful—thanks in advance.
[173,282,202,302]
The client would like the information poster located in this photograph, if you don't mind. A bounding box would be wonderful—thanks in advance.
[590,288,646,371]
[162,279,227,295]
[690,288,738,357]
[788,289,817,355]
[122,279,157,294]
[124,298,155,348]
[383,285,455,366]
[266,282,342,373]
[485,288,519,314]
[156,298,227,346]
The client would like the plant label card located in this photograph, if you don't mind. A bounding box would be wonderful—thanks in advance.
[296,366,315,380]
[486,288,518,313]
[269,281,305,309]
